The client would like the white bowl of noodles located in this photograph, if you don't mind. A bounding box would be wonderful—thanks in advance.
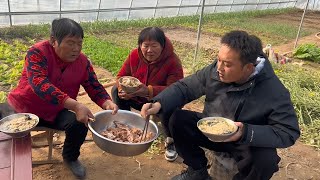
[0,113,39,138]
[197,117,238,142]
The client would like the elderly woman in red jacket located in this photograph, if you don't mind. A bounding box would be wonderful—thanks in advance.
[7,18,118,178]
[111,27,184,162]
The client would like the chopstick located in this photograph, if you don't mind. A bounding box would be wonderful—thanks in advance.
[68,110,95,122]
[140,103,152,142]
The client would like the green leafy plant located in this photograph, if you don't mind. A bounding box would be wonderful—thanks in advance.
[293,44,320,63]
[0,91,7,103]
[0,40,28,88]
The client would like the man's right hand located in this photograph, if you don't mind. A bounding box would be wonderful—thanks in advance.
[141,102,161,118]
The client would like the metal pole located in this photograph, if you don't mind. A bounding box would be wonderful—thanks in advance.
[153,0,159,18]
[255,0,261,10]
[193,0,205,73]
[312,0,316,9]
[59,0,62,18]
[266,0,272,9]
[293,0,298,7]
[196,0,202,14]
[285,0,291,8]
[127,0,134,20]
[97,0,102,21]
[37,0,40,11]
[213,0,219,13]
[242,0,249,11]
[177,0,183,16]
[277,0,282,9]
[229,0,234,12]
[294,0,310,49]
[7,0,12,26]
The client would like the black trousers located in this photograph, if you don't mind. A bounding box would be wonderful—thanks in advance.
[169,110,281,180]
[38,109,88,161]
[111,85,173,137]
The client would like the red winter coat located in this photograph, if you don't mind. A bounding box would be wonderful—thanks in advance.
[117,37,184,103]
[8,40,110,122]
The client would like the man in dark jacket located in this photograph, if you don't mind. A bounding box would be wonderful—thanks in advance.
[141,30,300,180]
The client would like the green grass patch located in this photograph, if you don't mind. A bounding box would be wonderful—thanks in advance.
[82,36,131,75]
[0,24,50,40]
[201,8,310,45]
[0,8,306,46]
[273,63,320,148]
[172,41,213,74]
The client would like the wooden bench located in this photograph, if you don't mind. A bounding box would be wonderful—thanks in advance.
[0,132,32,180]
[31,127,60,165]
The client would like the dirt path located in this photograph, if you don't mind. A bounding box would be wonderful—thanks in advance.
[165,28,320,56]
[32,65,320,180]
[165,10,320,55]
[164,28,221,50]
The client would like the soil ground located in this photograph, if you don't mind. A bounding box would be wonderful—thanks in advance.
[31,11,320,180]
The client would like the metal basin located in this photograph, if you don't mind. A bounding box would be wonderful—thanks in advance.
[0,113,39,138]
[88,110,159,156]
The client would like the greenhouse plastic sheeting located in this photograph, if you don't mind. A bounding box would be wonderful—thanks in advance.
[0,0,317,27]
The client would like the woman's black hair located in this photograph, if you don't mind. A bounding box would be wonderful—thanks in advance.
[138,27,166,47]
[50,18,84,45]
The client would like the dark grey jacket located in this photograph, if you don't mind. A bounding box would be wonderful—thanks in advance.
[153,59,300,148]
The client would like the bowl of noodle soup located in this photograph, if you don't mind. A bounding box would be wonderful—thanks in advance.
[0,113,39,138]
[197,117,238,142]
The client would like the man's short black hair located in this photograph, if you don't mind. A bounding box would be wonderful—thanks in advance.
[221,30,262,65]
[138,27,166,47]
[50,18,84,45]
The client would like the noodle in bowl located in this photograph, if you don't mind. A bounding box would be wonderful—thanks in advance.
[0,113,39,138]
[197,117,238,142]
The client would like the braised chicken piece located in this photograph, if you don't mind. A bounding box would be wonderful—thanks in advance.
[101,121,154,143]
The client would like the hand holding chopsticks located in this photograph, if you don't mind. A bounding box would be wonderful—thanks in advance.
[140,102,162,119]
[140,103,153,142]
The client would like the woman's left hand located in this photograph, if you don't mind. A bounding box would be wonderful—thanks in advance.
[128,84,149,98]
[223,122,244,142]
[102,100,119,115]
[118,90,132,100]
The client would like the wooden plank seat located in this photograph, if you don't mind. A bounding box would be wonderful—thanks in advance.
[31,127,60,165]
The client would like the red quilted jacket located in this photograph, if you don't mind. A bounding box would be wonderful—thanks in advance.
[8,41,110,122]
[117,37,184,103]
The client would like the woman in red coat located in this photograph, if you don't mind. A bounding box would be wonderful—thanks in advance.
[7,18,118,178]
[111,27,184,162]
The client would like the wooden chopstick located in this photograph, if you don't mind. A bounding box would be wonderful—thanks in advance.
[140,103,152,142]
[68,110,95,122]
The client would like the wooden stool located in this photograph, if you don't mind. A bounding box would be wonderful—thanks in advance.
[31,127,60,165]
